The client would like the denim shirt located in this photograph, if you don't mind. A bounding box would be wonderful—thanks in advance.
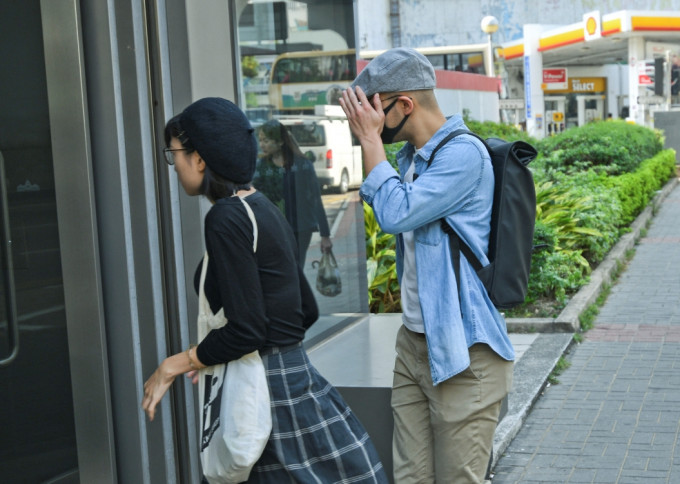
[360,115,515,385]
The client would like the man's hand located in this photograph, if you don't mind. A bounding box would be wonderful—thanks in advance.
[339,86,388,176]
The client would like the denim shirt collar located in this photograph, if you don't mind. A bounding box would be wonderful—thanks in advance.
[396,114,466,178]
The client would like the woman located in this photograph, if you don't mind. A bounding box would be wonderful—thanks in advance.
[254,119,332,268]
[141,97,387,483]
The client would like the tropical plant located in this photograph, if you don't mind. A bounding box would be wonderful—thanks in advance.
[364,202,401,313]
[534,181,603,253]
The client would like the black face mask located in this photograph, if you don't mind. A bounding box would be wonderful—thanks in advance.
[380,99,410,144]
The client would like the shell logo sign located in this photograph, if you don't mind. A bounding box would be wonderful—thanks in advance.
[583,11,601,41]
[586,17,597,35]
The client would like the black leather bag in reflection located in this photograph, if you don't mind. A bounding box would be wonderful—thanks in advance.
[312,250,342,297]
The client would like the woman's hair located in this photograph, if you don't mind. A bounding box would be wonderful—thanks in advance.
[164,114,195,153]
[164,114,250,202]
[258,119,305,169]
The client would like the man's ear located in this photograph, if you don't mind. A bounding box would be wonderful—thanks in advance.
[401,95,415,115]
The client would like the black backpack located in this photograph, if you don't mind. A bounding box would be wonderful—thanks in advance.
[426,129,537,310]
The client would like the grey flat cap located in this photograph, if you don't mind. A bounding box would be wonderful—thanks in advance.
[352,47,436,96]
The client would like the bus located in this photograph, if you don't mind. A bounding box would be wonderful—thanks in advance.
[268,49,356,113]
[360,43,491,76]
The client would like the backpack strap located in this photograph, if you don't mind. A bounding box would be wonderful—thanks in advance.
[426,128,488,312]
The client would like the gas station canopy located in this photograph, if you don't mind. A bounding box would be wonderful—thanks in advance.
[501,10,680,67]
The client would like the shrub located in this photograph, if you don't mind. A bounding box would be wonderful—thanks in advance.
[535,120,664,176]
[465,118,538,144]
[605,149,677,225]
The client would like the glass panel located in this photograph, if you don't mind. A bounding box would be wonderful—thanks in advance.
[0,1,77,481]
[462,52,484,74]
[236,0,367,338]
[446,53,463,71]
[426,54,445,71]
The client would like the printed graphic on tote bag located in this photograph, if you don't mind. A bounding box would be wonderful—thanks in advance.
[201,366,226,451]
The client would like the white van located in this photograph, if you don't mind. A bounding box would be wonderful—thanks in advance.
[276,105,363,193]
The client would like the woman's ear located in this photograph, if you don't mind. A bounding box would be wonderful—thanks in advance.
[195,155,207,173]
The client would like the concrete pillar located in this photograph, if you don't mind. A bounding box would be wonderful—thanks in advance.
[628,36,646,125]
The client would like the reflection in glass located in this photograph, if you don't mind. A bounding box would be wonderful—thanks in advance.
[236,0,367,332]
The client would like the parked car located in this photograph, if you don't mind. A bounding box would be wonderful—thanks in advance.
[276,105,363,193]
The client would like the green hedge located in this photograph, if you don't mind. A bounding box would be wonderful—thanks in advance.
[605,149,677,226]
[534,120,664,176]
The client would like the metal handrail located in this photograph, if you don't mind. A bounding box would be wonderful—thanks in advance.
[0,152,19,367]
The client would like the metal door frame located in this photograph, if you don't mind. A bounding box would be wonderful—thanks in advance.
[41,0,116,481]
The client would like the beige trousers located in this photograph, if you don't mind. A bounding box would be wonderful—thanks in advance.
[391,325,513,484]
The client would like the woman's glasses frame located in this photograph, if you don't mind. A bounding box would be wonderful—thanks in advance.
[163,148,189,165]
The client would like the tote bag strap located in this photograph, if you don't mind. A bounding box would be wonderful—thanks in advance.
[198,197,258,318]
[238,196,258,253]
[198,252,212,317]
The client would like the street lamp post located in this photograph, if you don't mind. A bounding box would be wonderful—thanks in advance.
[481,15,499,77]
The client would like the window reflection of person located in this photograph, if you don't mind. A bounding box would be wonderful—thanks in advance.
[671,54,679,102]
[254,120,332,268]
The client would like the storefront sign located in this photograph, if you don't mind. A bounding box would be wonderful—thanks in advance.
[542,77,606,93]
[542,68,568,90]
[637,60,655,86]
[571,79,597,92]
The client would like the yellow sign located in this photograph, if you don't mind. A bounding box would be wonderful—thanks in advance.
[552,112,564,122]
[543,77,606,93]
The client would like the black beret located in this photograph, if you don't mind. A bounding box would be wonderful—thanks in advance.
[180,97,257,184]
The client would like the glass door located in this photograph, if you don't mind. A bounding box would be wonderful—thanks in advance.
[0,1,78,481]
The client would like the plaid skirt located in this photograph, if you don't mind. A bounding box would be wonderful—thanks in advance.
[247,343,388,484]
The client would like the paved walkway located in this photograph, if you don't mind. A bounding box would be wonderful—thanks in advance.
[492,180,680,483]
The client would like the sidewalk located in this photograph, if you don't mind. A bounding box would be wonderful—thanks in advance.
[490,177,680,483]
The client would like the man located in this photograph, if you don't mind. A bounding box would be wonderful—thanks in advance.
[339,48,514,483]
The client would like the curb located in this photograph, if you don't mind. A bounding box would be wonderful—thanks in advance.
[505,176,679,333]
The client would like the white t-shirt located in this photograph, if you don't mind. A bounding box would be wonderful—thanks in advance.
[400,159,425,333]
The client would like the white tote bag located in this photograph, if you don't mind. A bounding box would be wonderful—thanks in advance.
[197,197,272,484]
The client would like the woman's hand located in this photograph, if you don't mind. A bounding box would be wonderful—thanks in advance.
[142,361,176,421]
[186,370,200,385]
[320,236,333,254]
[142,349,203,421]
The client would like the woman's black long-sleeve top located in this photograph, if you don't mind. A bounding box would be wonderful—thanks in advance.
[194,192,318,366]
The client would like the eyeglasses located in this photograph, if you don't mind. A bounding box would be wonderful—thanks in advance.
[163,148,189,165]
[379,94,403,104]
